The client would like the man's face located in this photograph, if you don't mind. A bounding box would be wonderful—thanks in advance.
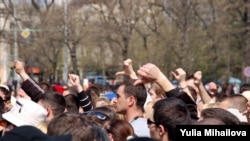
[112,85,129,114]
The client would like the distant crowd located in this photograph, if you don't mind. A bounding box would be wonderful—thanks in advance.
[0,59,250,141]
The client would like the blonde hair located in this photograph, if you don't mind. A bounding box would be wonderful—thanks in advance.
[95,97,110,107]
[202,102,221,110]
[144,101,155,119]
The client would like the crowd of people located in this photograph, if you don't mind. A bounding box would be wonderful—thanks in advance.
[0,59,250,141]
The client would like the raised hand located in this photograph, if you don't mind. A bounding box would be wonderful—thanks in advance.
[135,63,175,92]
[12,60,29,81]
[115,59,138,79]
[13,60,25,75]
[193,71,202,86]
[68,74,82,92]
[171,68,186,83]
[136,63,163,84]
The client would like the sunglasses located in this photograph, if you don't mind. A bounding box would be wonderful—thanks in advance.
[87,111,109,121]
[147,118,156,125]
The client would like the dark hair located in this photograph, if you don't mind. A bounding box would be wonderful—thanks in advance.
[194,118,225,125]
[65,86,78,95]
[153,97,192,141]
[0,97,5,117]
[200,108,240,125]
[240,83,250,93]
[118,79,147,111]
[64,94,80,113]
[92,123,110,141]
[39,82,51,92]
[47,112,95,141]
[0,87,11,101]
[40,92,66,118]
[86,85,101,107]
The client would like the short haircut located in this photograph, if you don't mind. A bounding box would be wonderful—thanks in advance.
[200,108,240,125]
[118,79,147,111]
[47,112,95,141]
[64,94,80,113]
[40,92,66,118]
[153,97,192,141]
[221,94,248,113]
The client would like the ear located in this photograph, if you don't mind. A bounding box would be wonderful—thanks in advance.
[46,107,52,118]
[127,96,135,107]
[158,125,166,136]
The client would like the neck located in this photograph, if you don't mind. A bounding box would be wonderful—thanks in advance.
[125,107,144,122]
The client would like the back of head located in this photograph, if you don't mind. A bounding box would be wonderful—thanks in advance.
[86,85,101,107]
[92,123,110,141]
[195,118,225,125]
[39,92,66,119]
[104,119,135,141]
[220,94,248,113]
[118,79,147,111]
[200,108,241,125]
[1,125,72,141]
[64,94,80,113]
[153,97,192,141]
[47,112,95,141]
[39,82,51,93]
[63,86,78,96]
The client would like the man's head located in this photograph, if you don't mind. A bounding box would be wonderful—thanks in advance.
[47,112,94,141]
[220,94,248,113]
[113,79,147,114]
[1,125,72,141]
[38,92,66,122]
[148,97,192,141]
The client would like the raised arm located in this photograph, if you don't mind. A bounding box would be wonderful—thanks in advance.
[193,71,212,104]
[68,74,92,112]
[135,63,175,92]
[136,63,198,119]
[171,68,194,101]
[13,60,44,102]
